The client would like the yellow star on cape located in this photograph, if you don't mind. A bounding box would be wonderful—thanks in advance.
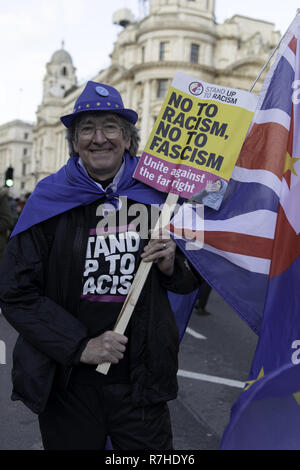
[244,367,264,391]
[284,152,300,177]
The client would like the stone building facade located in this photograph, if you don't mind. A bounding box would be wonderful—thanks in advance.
[7,0,282,195]
[0,120,33,197]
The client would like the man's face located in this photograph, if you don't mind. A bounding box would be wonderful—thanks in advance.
[73,112,131,181]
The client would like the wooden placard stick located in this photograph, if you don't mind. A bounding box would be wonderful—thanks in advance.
[96,192,179,375]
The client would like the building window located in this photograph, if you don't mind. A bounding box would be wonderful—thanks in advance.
[157,79,168,98]
[190,43,200,63]
[23,148,27,156]
[24,132,28,140]
[159,42,169,61]
[141,46,145,63]
[22,163,26,176]
[61,66,68,76]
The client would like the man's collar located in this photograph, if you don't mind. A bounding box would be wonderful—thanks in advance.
[78,157,125,192]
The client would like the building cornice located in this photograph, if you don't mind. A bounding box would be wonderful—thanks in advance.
[0,120,34,130]
[33,121,64,133]
[230,14,275,26]
[131,60,216,76]
[97,63,134,82]
[0,139,33,146]
[221,55,267,73]
[136,21,217,42]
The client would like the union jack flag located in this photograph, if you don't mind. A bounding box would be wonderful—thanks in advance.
[173,14,300,337]
[173,12,300,449]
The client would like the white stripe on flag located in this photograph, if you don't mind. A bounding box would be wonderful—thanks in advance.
[232,166,282,198]
[253,108,291,131]
[203,243,271,275]
[204,210,277,239]
[171,203,204,230]
[283,44,296,71]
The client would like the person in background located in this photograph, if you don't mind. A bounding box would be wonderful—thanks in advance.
[195,280,212,316]
[15,193,32,219]
[0,188,13,260]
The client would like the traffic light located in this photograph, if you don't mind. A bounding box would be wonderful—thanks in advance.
[5,167,14,187]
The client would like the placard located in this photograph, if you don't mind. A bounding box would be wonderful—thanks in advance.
[134,72,258,210]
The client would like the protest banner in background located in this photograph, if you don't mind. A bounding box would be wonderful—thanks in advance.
[134,72,258,210]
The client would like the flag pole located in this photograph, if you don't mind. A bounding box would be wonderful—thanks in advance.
[96,191,179,375]
[249,9,300,93]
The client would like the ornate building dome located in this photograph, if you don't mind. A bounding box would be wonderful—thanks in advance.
[42,42,77,100]
[50,48,73,65]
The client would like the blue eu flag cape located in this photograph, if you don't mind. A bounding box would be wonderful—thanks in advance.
[12,152,199,340]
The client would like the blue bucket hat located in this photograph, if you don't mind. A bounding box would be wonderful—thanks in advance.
[60,81,138,128]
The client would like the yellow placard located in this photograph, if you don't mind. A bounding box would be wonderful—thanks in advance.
[144,86,254,181]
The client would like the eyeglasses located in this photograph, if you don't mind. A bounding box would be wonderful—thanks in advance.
[77,123,122,139]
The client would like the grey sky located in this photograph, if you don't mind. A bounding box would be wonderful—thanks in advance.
[1,0,299,125]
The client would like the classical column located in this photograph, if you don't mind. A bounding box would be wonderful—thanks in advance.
[140,79,151,149]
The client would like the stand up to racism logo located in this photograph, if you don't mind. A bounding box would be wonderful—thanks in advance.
[189,82,204,96]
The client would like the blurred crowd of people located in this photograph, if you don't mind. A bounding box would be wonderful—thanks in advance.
[0,189,31,260]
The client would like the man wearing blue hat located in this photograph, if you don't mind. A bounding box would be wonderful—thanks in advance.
[0,81,200,450]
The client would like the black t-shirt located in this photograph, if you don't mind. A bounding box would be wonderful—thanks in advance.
[71,194,159,385]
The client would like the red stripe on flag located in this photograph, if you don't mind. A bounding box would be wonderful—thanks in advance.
[288,36,297,54]
[236,122,289,179]
[270,205,300,278]
[284,104,294,188]
[204,231,273,260]
[171,226,203,242]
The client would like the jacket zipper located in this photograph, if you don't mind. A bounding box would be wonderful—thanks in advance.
[64,212,89,388]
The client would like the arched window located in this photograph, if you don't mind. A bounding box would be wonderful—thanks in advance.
[190,43,200,63]
[61,66,68,76]
[157,79,168,98]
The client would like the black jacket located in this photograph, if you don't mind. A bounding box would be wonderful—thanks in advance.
[0,204,199,414]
